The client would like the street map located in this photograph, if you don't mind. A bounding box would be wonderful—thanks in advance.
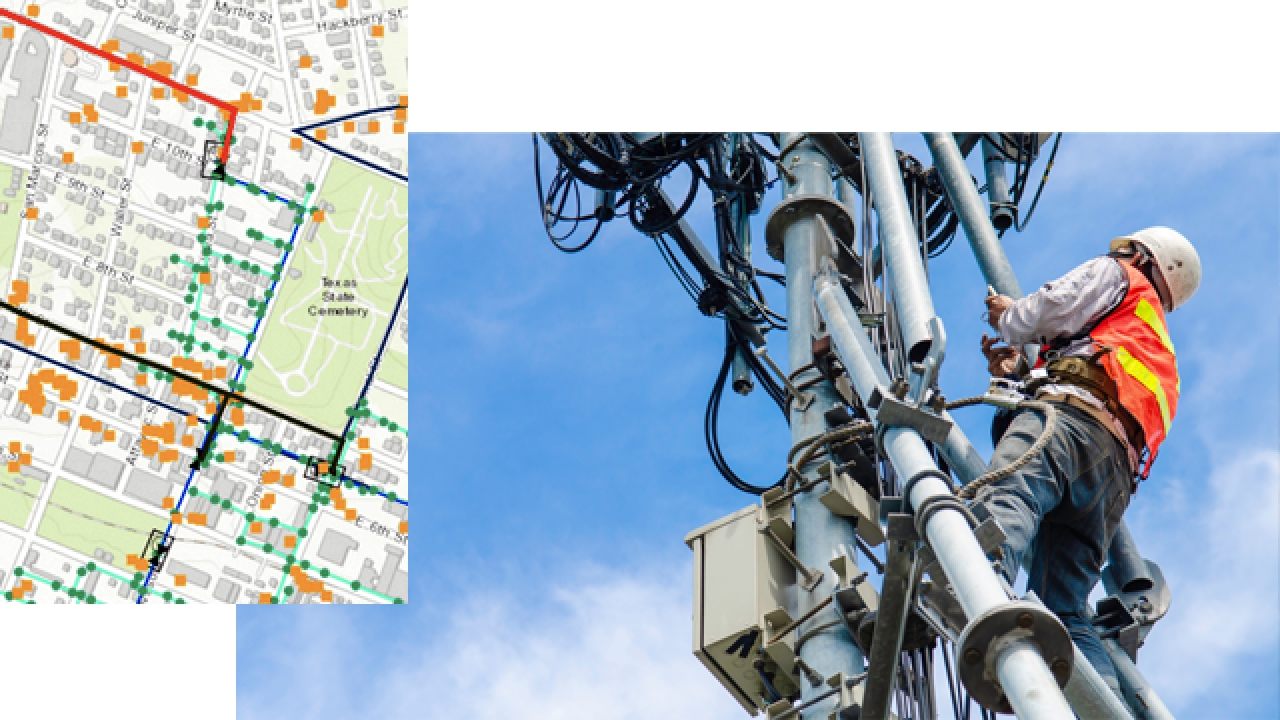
[0,0,408,604]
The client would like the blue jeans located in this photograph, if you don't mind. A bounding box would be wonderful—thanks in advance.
[974,401,1132,689]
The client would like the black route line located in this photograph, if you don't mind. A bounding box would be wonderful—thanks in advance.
[0,300,341,443]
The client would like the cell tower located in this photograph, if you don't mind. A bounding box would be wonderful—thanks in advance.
[533,133,1173,720]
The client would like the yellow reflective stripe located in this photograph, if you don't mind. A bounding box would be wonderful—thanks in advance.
[1134,298,1180,394]
[1115,346,1171,433]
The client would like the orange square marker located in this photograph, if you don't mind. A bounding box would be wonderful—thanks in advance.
[109,61,119,72]
[186,414,199,427]
[181,434,194,447]
[131,141,144,154]
[399,95,408,107]
[316,128,327,141]
[333,498,346,511]
[399,521,408,535]
[127,52,143,64]
[1,27,12,40]
[358,437,370,450]
[395,107,407,121]
[174,90,189,103]
[298,55,312,69]
[24,207,37,220]
[197,217,210,229]
[327,486,341,501]
[371,25,384,38]
[290,137,303,150]
[262,492,276,505]
[250,521,263,535]
[283,535,296,549]
[130,327,142,340]
[104,429,115,442]
[186,73,198,86]
[367,121,379,133]
[263,470,280,484]
[214,367,226,379]
[62,152,74,164]
[19,453,30,465]
[321,589,333,602]
[311,210,325,223]
[281,474,296,488]
[8,442,19,453]
[345,508,358,522]
[188,512,207,526]
[25,5,39,18]
[102,39,119,52]
[57,409,70,423]
[152,87,165,99]
[224,450,236,462]
[78,415,93,431]
[69,112,82,124]
[171,511,183,524]
[162,497,175,509]
[359,453,372,472]
[393,122,405,134]
[318,462,330,475]
[134,342,146,354]
[259,592,272,604]
[230,407,244,426]
[174,574,187,587]
[199,272,211,284]
[343,120,355,133]
[6,461,18,473]
[135,373,147,387]
[205,402,217,414]
[252,98,262,111]
[336,0,347,7]
[115,85,128,98]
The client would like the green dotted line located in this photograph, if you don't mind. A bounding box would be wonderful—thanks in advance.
[347,396,407,436]
[5,563,184,604]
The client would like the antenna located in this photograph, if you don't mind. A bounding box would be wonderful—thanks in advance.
[533,132,1170,720]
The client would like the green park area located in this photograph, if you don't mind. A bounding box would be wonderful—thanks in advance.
[36,478,167,573]
[246,159,408,432]
[0,467,44,530]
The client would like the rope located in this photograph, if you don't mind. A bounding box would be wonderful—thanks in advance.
[957,400,1058,500]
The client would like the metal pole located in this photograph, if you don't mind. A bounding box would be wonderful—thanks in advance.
[982,137,1015,232]
[923,132,1024,299]
[815,269,1075,720]
[1105,639,1176,720]
[778,133,864,713]
[859,132,937,364]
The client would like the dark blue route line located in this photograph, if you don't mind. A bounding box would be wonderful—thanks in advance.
[242,435,408,507]
[293,104,408,183]
[0,336,209,423]
[338,275,408,444]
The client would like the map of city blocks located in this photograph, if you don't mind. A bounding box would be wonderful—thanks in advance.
[0,0,408,604]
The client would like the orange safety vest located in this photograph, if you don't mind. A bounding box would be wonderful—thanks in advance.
[1038,261,1180,477]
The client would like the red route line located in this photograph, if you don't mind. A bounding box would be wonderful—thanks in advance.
[0,8,239,164]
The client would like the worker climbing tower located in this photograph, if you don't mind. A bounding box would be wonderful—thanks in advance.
[533,133,1174,720]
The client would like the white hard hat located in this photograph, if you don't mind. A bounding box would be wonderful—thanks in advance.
[1109,227,1201,312]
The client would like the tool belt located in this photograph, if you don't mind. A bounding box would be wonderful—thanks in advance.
[1026,353,1146,455]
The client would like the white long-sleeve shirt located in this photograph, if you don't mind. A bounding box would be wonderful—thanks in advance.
[997,256,1139,469]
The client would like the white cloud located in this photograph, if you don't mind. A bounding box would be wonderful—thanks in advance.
[1133,445,1280,711]
[382,563,743,720]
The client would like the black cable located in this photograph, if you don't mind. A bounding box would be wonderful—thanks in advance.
[705,334,780,495]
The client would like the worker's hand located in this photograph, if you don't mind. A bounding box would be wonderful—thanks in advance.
[981,334,1019,376]
[984,294,1014,331]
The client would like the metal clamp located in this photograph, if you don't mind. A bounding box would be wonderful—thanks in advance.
[868,386,953,446]
[755,346,816,412]
[758,522,823,591]
[957,600,1074,713]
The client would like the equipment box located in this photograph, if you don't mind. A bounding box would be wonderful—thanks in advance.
[686,505,800,715]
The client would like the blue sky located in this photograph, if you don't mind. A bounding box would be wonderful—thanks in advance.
[237,133,1279,719]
